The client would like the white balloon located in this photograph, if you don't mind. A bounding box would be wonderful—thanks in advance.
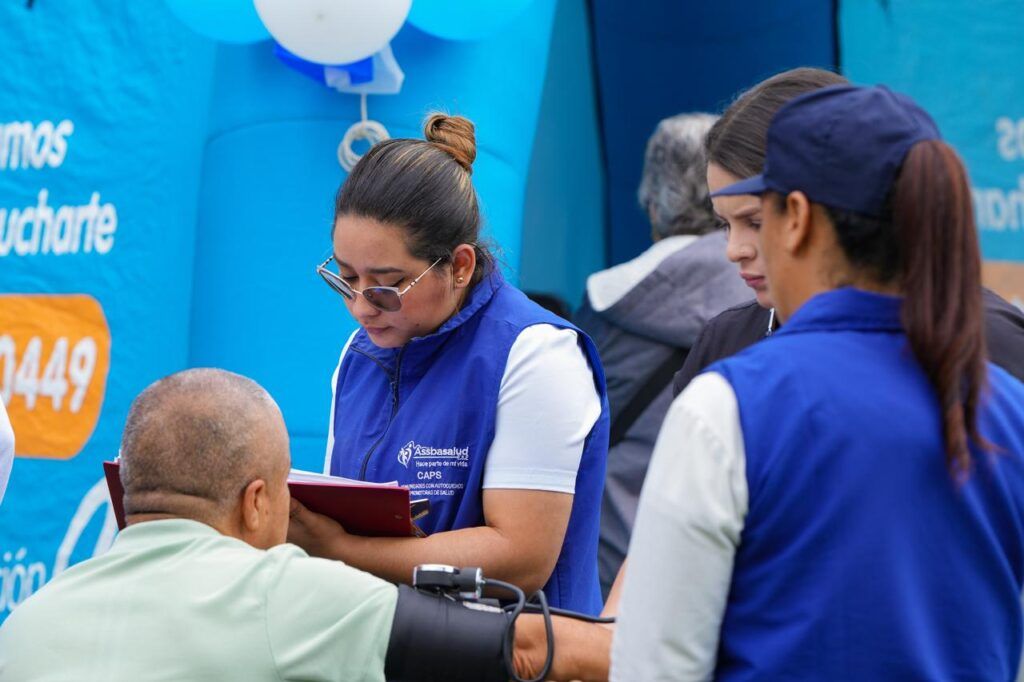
[254,0,411,65]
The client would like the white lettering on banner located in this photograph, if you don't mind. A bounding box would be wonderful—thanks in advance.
[0,120,73,170]
[0,548,47,614]
[996,117,1024,162]
[973,178,1024,232]
[0,190,117,256]
[0,334,98,412]
[0,119,119,257]
[972,117,1024,233]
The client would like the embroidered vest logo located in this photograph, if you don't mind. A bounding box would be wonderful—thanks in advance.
[398,441,415,467]
[397,441,470,468]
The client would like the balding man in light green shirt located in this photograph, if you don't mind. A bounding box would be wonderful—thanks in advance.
[0,369,396,681]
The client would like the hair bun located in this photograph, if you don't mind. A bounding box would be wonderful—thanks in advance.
[424,113,476,174]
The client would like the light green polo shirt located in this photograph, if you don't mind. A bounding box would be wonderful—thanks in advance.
[0,519,397,681]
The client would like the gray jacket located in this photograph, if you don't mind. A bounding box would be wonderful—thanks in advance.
[575,230,751,594]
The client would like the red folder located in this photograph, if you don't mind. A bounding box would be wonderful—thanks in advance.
[103,461,416,537]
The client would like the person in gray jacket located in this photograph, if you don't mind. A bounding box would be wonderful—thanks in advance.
[575,113,750,595]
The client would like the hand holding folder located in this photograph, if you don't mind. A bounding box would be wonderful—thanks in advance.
[103,461,427,537]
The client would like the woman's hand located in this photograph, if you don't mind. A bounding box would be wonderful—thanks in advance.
[287,499,351,558]
[285,490,573,591]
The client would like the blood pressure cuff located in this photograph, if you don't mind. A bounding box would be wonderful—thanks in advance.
[384,585,509,682]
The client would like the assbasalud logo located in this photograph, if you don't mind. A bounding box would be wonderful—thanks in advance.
[397,440,470,467]
[398,441,414,467]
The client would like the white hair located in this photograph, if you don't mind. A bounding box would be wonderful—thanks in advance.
[637,113,720,239]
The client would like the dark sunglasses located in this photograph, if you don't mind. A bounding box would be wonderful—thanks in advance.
[316,256,443,313]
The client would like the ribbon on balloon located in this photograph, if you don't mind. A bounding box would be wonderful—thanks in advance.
[272,44,404,96]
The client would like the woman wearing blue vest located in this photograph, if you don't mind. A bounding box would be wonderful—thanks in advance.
[612,85,1024,679]
[287,114,610,614]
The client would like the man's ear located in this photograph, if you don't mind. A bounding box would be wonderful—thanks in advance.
[240,478,267,535]
[783,191,814,255]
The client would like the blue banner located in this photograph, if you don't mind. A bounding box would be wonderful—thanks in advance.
[0,0,214,619]
[841,0,1024,304]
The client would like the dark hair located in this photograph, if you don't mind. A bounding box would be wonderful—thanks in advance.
[783,140,988,477]
[707,68,848,178]
[333,113,493,285]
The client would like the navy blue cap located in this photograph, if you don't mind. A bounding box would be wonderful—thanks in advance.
[711,85,941,217]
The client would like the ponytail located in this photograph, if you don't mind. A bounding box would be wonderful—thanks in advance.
[892,141,987,476]
[825,140,988,477]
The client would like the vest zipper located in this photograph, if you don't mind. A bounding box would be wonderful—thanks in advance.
[358,347,405,480]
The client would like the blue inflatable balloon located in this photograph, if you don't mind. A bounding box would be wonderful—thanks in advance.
[407,0,533,41]
[164,0,270,44]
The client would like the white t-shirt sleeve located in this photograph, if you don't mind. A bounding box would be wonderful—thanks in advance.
[323,330,359,474]
[482,324,602,494]
[611,371,748,681]
[0,401,13,505]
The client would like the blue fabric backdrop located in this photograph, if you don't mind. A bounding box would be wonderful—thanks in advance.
[590,0,836,265]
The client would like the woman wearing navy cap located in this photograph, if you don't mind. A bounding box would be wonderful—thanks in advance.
[603,64,1024,630]
[612,86,1024,679]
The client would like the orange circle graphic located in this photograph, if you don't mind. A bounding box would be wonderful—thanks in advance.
[0,294,110,459]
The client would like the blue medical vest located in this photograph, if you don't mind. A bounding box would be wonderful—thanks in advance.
[709,288,1024,680]
[329,272,609,614]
